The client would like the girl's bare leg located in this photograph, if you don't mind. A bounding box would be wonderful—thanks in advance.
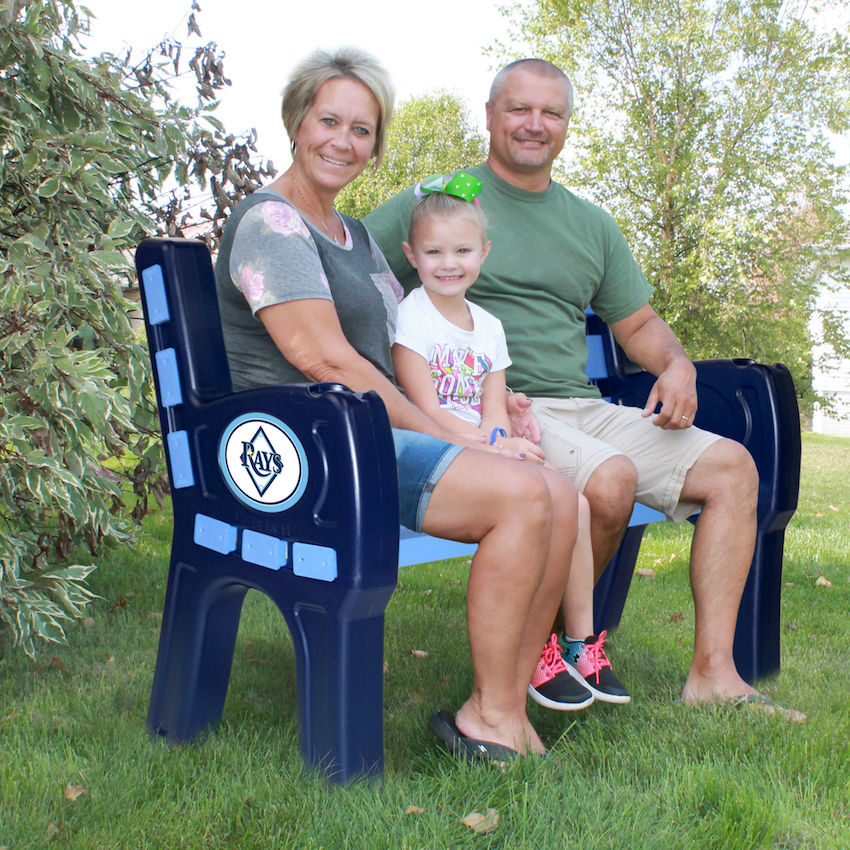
[559,494,595,640]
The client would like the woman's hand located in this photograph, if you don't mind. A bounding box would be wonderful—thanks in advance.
[490,435,546,463]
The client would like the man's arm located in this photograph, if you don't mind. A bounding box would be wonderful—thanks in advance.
[609,303,697,430]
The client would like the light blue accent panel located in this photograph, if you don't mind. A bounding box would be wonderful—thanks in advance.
[242,529,288,570]
[293,542,337,582]
[166,430,194,488]
[585,334,607,380]
[142,264,170,324]
[398,528,477,568]
[155,348,183,407]
[193,513,237,555]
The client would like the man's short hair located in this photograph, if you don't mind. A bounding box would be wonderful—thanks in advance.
[488,58,574,117]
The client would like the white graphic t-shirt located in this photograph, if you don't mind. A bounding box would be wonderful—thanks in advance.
[395,286,511,426]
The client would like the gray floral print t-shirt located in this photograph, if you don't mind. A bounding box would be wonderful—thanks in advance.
[215,189,403,392]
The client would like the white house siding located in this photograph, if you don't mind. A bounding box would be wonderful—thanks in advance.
[812,271,850,436]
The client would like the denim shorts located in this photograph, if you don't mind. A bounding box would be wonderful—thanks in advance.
[393,429,465,532]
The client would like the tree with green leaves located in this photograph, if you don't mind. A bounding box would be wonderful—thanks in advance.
[498,0,850,408]
[0,0,270,655]
[337,90,487,219]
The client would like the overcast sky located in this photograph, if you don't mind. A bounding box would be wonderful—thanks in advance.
[81,0,514,170]
[80,0,848,174]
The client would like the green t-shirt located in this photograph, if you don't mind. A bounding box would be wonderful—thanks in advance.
[364,165,654,399]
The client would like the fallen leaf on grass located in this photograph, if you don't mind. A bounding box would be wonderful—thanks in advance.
[815,576,833,587]
[82,617,96,629]
[64,783,86,802]
[45,822,64,841]
[669,553,677,563]
[828,504,840,512]
[670,613,684,621]
[383,661,389,675]
[788,623,798,631]
[423,588,433,595]
[410,650,428,658]
[405,805,426,814]
[461,809,499,834]
[636,568,655,578]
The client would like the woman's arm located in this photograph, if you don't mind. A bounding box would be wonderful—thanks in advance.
[260,299,445,436]
[391,342,484,437]
[392,346,545,461]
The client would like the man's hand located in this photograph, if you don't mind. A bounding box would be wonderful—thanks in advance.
[641,357,698,429]
[506,392,542,444]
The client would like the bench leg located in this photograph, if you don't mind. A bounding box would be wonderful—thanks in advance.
[593,524,647,635]
[733,527,784,684]
[147,560,247,743]
[288,593,389,784]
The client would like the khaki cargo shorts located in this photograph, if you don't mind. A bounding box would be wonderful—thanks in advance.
[531,397,723,523]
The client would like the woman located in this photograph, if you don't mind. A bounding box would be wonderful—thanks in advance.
[215,47,580,760]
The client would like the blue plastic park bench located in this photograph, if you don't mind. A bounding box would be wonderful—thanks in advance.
[135,236,801,784]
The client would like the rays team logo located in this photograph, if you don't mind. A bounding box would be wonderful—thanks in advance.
[219,413,308,512]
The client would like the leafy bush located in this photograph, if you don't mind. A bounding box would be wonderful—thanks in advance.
[0,0,269,655]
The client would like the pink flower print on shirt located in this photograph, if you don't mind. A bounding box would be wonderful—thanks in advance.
[430,345,493,413]
[373,271,404,304]
[237,265,266,308]
[262,202,309,238]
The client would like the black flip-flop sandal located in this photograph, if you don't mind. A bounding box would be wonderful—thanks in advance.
[429,710,521,763]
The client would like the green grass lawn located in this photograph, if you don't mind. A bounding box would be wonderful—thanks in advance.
[1,433,848,849]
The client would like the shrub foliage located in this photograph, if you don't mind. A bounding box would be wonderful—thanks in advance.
[0,0,269,654]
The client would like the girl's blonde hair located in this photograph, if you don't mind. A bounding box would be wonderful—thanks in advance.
[407,193,488,243]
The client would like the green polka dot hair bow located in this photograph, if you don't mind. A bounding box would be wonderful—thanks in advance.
[414,171,484,203]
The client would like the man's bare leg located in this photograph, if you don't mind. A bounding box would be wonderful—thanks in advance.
[422,451,575,755]
[677,439,761,703]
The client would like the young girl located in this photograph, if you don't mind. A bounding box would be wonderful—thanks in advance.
[392,172,630,709]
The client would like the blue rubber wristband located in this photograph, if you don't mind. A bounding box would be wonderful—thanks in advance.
[489,427,507,445]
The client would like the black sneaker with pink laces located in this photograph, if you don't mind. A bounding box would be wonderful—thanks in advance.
[561,630,631,704]
[528,633,594,711]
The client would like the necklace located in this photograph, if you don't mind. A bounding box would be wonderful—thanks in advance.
[291,174,340,245]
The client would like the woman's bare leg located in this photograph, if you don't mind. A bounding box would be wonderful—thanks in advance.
[422,451,577,755]
[512,468,581,715]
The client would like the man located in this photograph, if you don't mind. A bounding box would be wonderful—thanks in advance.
[366,59,803,718]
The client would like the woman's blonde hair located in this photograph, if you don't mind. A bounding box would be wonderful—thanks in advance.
[281,47,395,169]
